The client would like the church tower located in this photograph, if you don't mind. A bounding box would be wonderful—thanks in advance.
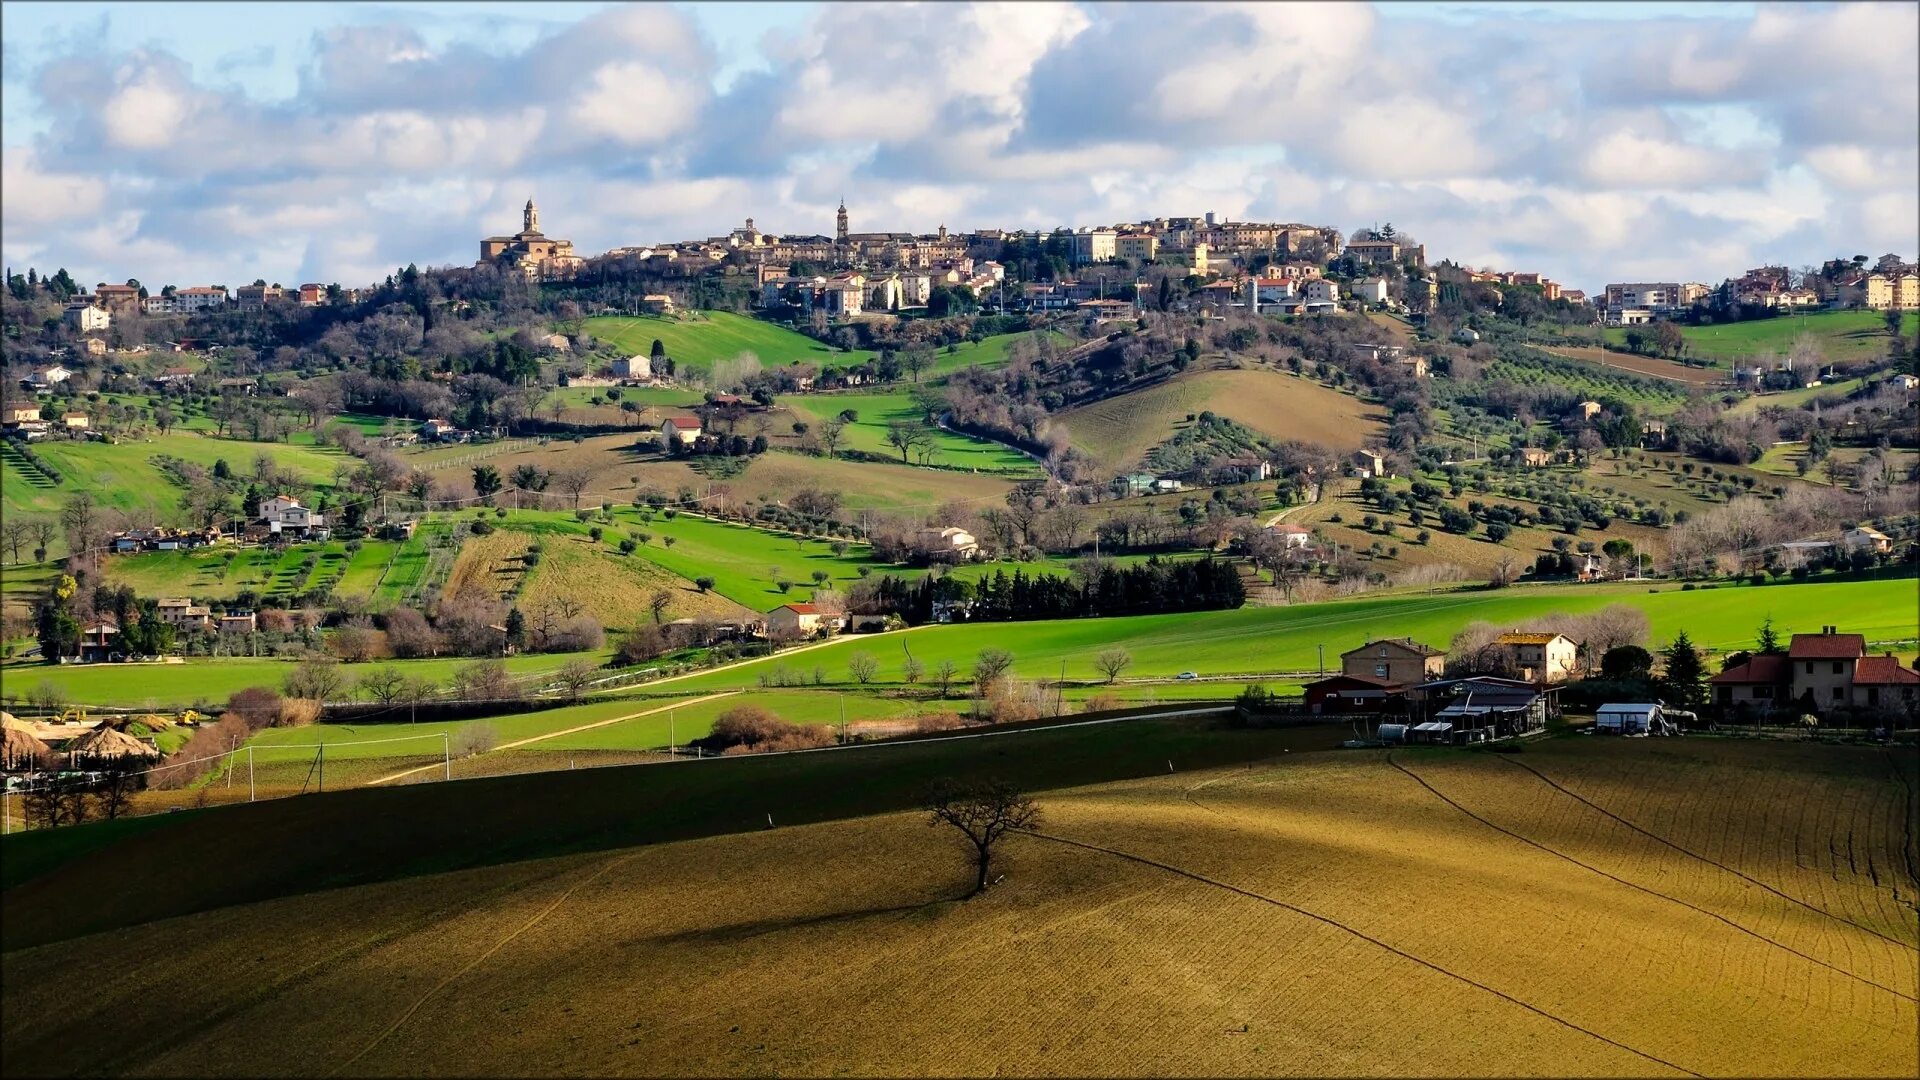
[524,198,540,235]
[836,198,849,246]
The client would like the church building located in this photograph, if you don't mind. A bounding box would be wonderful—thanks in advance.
[480,198,584,280]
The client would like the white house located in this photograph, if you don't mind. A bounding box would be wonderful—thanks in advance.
[259,494,325,536]
[63,303,110,332]
[611,354,652,380]
[1303,278,1340,306]
[1842,526,1892,554]
[1350,278,1389,305]
[765,602,839,638]
[922,526,980,560]
[26,364,71,390]
[1267,521,1314,550]
[659,414,702,448]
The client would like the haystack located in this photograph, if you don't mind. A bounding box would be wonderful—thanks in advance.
[66,725,161,762]
[2,713,52,769]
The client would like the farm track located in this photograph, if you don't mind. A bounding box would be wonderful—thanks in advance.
[1021,828,1703,1078]
[1497,753,1920,942]
[1387,754,1918,1004]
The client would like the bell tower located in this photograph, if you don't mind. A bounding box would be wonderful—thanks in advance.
[836,198,849,246]
[524,197,540,235]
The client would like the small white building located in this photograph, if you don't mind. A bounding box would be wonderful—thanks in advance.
[1842,526,1892,554]
[64,303,110,332]
[1595,703,1662,736]
[611,354,653,381]
[259,494,325,535]
[922,526,980,560]
[659,414,702,448]
[1350,278,1389,305]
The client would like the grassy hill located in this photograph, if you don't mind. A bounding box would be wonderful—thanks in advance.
[3,734,1911,1076]
[789,390,1038,474]
[581,312,874,373]
[1599,310,1916,364]
[1060,368,1386,471]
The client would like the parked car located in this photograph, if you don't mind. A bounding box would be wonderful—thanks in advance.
[1176,671,1198,680]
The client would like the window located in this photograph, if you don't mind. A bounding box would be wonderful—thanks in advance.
[1832,661,1843,674]
[1831,686,1843,700]
[1753,686,1773,699]
[1805,662,1814,674]
[1374,663,1389,678]
[1867,687,1879,705]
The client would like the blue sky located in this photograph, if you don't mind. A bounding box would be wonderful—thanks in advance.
[2,2,1911,292]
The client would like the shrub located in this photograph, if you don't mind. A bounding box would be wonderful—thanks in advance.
[911,712,967,734]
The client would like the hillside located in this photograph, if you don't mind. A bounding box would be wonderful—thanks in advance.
[581,311,874,372]
[2,735,1912,1077]
[1060,368,1386,471]
[1599,310,1917,364]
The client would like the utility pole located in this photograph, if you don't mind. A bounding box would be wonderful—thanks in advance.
[248,746,255,802]
[1317,643,1325,676]
[669,708,676,757]
[443,733,451,781]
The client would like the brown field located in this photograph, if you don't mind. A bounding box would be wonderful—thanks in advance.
[1062,368,1386,471]
[1539,345,1723,386]
[443,525,752,626]
[5,737,1912,1077]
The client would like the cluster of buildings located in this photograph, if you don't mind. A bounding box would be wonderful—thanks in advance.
[1602,260,1919,326]
[1709,628,1920,712]
[759,261,1004,318]
[2,399,89,440]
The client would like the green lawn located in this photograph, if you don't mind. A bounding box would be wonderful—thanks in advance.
[102,540,405,602]
[914,330,1069,380]
[1605,310,1916,363]
[581,312,873,374]
[240,697,708,764]
[789,391,1037,473]
[658,576,1918,692]
[7,648,615,709]
[1727,377,1869,415]
[604,508,880,607]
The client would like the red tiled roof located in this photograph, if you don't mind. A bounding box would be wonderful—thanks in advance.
[1788,633,1865,659]
[1853,656,1920,686]
[1709,654,1790,685]
[661,414,702,427]
[778,603,820,615]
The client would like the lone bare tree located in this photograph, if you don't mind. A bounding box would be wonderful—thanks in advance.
[1094,647,1132,684]
[924,778,1041,897]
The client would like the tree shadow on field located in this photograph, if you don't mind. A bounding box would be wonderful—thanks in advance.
[644,898,957,946]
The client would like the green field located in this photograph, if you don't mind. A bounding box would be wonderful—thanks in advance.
[789,391,1038,473]
[0,432,346,551]
[1604,310,1916,363]
[581,312,873,373]
[4,647,615,709]
[656,577,1918,691]
[101,539,404,602]
[599,508,880,606]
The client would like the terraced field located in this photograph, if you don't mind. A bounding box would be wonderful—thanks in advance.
[1061,368,1385,470]
[3,736,1911,1077]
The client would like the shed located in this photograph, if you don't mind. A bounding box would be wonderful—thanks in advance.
[1596,703,1661,735]
[1409,721,1454,745]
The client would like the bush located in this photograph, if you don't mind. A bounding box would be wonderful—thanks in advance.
[911,712,967,734]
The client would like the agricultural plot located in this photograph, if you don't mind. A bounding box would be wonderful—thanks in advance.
[1727,377,1869,415]
[0,432,345,542]
[711,452,1018,511]
[102,540,404,603]
[9,646,615,709]
[441,518,755,626]
[1061,368,1385,471]
[1536,344,1721,385]
[602,508,880,606]
[2,737,1910,1077]
[1603,310,1917,364]
[789,391,1039,474]
[655,576,1918,692]
[1484,349,1690,413]
[581,312,875,374]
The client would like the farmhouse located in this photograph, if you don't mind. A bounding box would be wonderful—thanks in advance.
[1350,448,1388,478]
[218,612,258,634]
[1709,628,1920,712]
[765,603,839,638]
[659,415,702,448]
[1494,632,1581,684]
[922,526,980,561]
[1343,638,1446,684]
[1302,674,1400,713]
[611,354,652,381]
[1266,521,1313,549]
[75,621,120,664]
[1842,526,1892,554]
[259,494,326,537]
[2,402,42,426]
[1517,447,1556,468]
[155,598,213,632]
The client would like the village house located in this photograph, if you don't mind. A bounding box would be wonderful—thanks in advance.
[155,598,213,632]
[1349,277,1389,305]
[63,301,110,332]
[259,494,326,537]
[1344,638,1447,684]
[1494,632,1581,685]
[641,294,675,314]
[218,611,258,635]
[235,284,284,310]
[1862,268,1919,312]
[91,282,142,316]
[25,364,71,391]
[1842,526,1892,554]
[1709,628,1920,712]
[83,337,108,356]
[75,621,120,663]
[61,412,89,431]
[610,355,653,381]
[297,283,326,306]
[1,402,41,426]
[659,415,702,448]
[1517,447,1557,468]
[1266,521,1314,550]
[1350,448,1388,478]
[921,526,980,561]
[764,602,839,638]
[418,418,459,442]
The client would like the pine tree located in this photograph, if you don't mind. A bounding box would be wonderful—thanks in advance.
[1661,631,1708,709]
[1755,616,1782,655]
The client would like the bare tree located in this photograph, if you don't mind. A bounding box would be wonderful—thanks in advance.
[974,648,1015,691]
[1094,647,1132,684]
[924,778,1042,896]
[356,664,407,706]
[935,659,958,697]
[847,651,878,684]
[554,467,593,510]
[26,519,56,562]
[1,520,26,564]
[93,756,146,821]
[283,655,345,703]
[554,658,601,701]
[818,418,847,459]
[649,588,674,625]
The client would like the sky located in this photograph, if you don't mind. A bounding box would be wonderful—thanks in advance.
[2,1,1915,294]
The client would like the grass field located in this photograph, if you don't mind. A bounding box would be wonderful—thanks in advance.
[1537,344,1721,385]
[655,576,1918,691]
[0,432,346,548]
[4,647,615,709]
[1600,310,1916,364]
[101,539,405,602]
[2,735,1912,1076]
[582,312,874,374]
[789,390,1038,474]
[1060,368,1385,470]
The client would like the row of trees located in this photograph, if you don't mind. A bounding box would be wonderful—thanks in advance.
[858,557,1244,625]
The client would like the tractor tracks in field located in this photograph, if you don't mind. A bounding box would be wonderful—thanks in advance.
[328,850,641,1076]
[1021,829,1704,1078]
[74,867,571,1078]
[1496,753,1920,940]
[1387,754,1917,1005]
[1885,747,1920,902]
